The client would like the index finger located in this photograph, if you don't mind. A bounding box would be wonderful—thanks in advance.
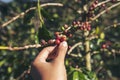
[34,46,56,63]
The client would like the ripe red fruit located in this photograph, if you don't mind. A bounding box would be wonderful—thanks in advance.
[55,39,61,45]
[101,3,105,8]
[54,32,59,36]
[64,24,68,29]
[68,33,73,38]
[102,44,107,49]
[60,35,67,42]
[91,3,96,9]
[48,40,54,44]
[94,0,98,4]
[41,39,47,45]
[72,21,77,25]
[87,26,91,31]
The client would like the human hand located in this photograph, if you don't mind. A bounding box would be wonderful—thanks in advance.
[30,41,68,80]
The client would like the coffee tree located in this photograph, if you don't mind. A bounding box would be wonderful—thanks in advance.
[0,0,120,80]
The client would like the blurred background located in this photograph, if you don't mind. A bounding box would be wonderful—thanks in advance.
[0,0,120,80]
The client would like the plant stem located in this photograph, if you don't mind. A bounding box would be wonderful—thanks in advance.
[84,31,91,71]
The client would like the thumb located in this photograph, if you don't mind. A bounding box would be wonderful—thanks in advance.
[54,41,68,64]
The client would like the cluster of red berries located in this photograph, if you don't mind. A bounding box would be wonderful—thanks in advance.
[88,0,118,18]
[40,20,92,45]
[54,32,67,45]
[89,0,98,11]
[40,33,68,46]
[72,21,91,31]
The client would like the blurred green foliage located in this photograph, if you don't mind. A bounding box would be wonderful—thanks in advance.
[0,0,120,80]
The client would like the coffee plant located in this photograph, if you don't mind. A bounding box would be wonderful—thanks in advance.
[0,0,120,80]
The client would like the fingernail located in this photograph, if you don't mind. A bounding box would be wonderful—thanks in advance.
[61,41,67,47]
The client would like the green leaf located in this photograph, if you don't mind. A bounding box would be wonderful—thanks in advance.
[38,25,52,41]
[73,71,79,80]
[0,59,6,67]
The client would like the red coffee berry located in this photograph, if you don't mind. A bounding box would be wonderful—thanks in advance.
[72,21,77,25]
[87,26,91,31]
[55,39,61,45]
[89,6,94,11]
[91,3,96,9]
[48,40,54,44]
[94,0,98,4]
[60,35,67,42]
[64,24,68,29]
[102,44,107,49]
[68,33,73,38]
[63,30,68,34]
[76,21,81,25]
[54,32,59,36]
[101,3,105,8]
[41,39,47,45]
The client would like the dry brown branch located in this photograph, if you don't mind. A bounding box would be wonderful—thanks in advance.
[91,2,120,21]
[96,0,120,8]
[104,22,120,31]
[1,3,63,28]
[68,42,82,55]
[0,44,41,51]
[96,0,111,8]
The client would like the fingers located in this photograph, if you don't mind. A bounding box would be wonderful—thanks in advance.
[34,46,56,63]
[54,41,68,64]
[33,41,68,65]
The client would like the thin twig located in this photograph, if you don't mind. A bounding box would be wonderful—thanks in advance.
[0,44,41,51]
[104,22,120,31]
[1,3,63,28]
[91,2,120,21]
[68,42,82,55]
[96,0,111,8]
[15,68,31,80]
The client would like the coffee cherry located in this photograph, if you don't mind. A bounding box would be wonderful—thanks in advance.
[101,3,106,8]
[48,40,54,44]
[68,33,73,38]
[87,26,91,31]
[94,0,98,4]
[72,21,77,25]
[60,35,67,41]
[64,24,68,29]
[41,39,47,45]
[111,0,117,3]
[89,6,94,11]
[102,44,107,49]
[54,32,59,36]
[55,39,61,45]
[91,3,96,9]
